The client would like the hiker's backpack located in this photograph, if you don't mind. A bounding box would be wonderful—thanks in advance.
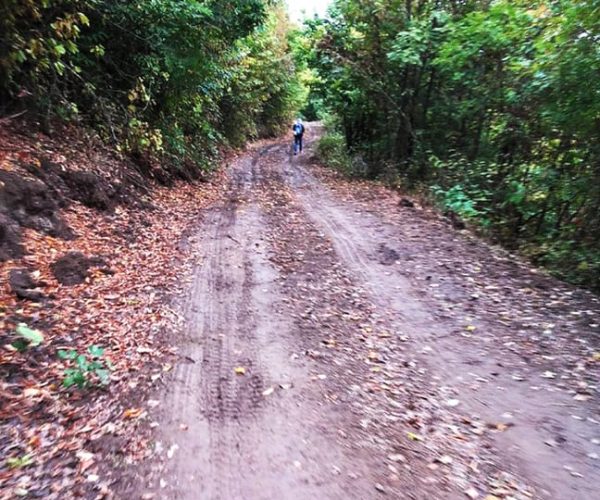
[293,124,303,136]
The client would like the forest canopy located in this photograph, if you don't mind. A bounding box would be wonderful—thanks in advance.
[0,0,304,169]
[299,0,600,289]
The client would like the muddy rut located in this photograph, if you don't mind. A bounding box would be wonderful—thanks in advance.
[136,132,600,500]
[150,152,379,499]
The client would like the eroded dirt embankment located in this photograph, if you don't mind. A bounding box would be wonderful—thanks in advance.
[0,122,224,498]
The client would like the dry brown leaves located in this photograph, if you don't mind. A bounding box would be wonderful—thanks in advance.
[0,124,227,498]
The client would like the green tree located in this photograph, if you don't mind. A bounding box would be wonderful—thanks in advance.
[307,0,600,289]
[1,0,307,172]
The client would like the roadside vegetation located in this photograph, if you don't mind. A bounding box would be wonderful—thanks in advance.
[298,0,600,290]
[1,0,304,171]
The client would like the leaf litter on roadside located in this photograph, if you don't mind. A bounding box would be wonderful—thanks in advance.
[0,132,227,497]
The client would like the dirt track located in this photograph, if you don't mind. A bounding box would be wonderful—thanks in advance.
[136,130,600,499]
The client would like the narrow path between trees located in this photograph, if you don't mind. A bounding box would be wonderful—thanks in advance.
[132,129,600,499]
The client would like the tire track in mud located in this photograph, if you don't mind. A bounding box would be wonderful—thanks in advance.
[149,142,529,500]
[145,150,381,500]
[258,150,471,498]
[272,139,599,499]
[275,148,537,494]
[134,134,597,500]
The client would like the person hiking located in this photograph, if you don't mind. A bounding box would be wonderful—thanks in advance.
[292,118,305,155]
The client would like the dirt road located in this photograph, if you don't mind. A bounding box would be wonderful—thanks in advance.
[134,131,600,499]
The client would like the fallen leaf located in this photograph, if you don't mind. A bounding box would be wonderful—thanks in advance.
[234,366,246,375]
[167,444,179,459]
[573,393,590,401]
[464,487,479,499]
[76,450,94,462]
[6,455,33,469]
[28,435,41,448]
[407,432,423,441]
[123,408,144,419]
[15,323,44,347]
[23,387,43,398]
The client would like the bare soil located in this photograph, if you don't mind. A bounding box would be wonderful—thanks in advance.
[131,128,600,499]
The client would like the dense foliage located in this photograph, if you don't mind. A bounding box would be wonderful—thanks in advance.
[302,0,600,289]
[0,0,303,172]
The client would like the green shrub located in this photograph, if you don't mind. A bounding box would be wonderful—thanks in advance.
[317,132,352,173]
[57,345,112,389]
[431,184,480,219]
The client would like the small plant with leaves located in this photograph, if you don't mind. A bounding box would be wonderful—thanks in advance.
[432,184,481,219]
[12,323,44,352]
[6,454,33,469]
[57,345,112,389]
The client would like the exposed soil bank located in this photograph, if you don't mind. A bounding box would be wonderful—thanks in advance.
[0,122,224,498]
